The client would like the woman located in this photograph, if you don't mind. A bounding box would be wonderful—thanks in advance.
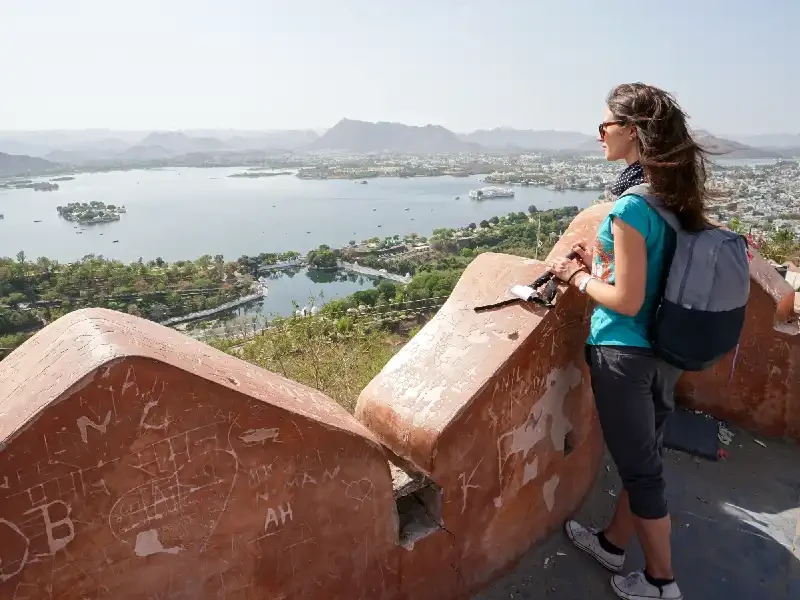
[548,83,710,600]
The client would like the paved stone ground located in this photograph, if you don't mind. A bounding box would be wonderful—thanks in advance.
[475,423,800,600]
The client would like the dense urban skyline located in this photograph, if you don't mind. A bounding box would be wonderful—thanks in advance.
[1,0,798,135]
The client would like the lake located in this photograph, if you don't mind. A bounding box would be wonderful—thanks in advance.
[0,168,599,320]
[0,167,598,263]
[252,267,379,317]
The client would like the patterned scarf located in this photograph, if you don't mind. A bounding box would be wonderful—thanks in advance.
[608,161,645,198]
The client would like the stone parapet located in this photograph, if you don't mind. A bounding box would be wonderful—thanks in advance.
[0,309,397,599]
[357,249,604,593]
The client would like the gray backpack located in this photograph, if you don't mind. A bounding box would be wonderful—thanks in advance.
[627,184,751,371]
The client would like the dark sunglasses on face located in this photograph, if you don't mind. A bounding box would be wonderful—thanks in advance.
[598,120,627,139]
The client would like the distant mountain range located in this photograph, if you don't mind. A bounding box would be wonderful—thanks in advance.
[0,129,322,166]
[0,152,56,177]
[693,130,785,159]
[139,131,227,154]
[312,120,797,158]
[0,122,797,176]
[311,119,479,153]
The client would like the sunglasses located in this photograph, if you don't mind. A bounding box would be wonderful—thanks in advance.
[598,120,627,139]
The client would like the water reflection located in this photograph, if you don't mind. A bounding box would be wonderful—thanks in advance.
[304,268,367,285]
[228,267,377,323]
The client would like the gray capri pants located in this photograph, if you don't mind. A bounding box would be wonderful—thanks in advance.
[585,344,683,519]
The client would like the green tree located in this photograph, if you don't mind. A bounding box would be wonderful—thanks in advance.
[761,227,799,263]
[307,247,338,270]
[727,217,746,234]
[351,289,379,306]
[377,280,398,301]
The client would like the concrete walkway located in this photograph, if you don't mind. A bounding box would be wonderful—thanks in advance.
[475,423,800,599]
[339,261,412,284]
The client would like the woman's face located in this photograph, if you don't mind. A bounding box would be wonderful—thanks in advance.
[598,106,637,162]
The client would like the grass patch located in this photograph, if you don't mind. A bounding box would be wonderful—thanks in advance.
[210,316,403,413]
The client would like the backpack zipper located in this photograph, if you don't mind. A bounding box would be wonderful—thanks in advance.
[677,235,699,306]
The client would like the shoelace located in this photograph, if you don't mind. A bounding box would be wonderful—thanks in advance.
[620,572,646,590]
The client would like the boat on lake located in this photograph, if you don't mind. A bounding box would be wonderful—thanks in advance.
[468,187,515,200]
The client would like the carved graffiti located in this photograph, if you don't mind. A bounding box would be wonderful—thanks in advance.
[77,410,111,444]
[458,458,483,515]
[24,500,75,554]
[0,519,29,583]
[264,503,294,531]
[0,356,362,597]
[110,438,237,546]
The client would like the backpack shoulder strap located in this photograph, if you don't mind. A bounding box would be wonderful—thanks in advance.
[623,184,683,232]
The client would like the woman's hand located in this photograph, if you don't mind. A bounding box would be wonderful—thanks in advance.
[571,240,592,268]
[548,256,585,284]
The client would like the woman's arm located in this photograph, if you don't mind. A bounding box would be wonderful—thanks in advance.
[549,219,647,317]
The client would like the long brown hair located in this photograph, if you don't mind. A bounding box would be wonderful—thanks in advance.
[606,83,711,232]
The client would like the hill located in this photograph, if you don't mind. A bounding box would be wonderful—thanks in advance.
[223,130,319,151]
[694,131,783,159]
[0,152,57,177]
[0,131,143,158]
[117,145,176,161]
[45,138,132,164]
[460,128,594,150]
[311,118,478,153]
[137,131,227,154]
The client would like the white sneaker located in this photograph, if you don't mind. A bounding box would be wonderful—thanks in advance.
[563,520,625,572]
[611,571,683,600]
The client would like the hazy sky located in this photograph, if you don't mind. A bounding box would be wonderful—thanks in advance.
[1,0,797,135]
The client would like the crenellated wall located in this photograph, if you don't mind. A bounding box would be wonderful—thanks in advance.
[0,203,797,599]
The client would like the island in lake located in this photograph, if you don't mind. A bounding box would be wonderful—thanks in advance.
[57,201,127,224]
[50,176,76,182]
[228,171,293,178]
[0,180,60,191]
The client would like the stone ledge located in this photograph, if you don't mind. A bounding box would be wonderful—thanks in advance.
[0,308,376,449]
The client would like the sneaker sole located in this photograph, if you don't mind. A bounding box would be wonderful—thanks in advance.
[610,576,683,600]
[564,522,624,573]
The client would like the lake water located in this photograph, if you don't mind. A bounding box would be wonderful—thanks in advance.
[0,167,598,319]
[251,268,378,318]
[0,167,597,262]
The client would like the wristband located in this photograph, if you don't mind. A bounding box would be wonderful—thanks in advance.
[566,268,585,285]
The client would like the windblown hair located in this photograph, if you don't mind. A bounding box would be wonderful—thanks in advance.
[606,83,711,232]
